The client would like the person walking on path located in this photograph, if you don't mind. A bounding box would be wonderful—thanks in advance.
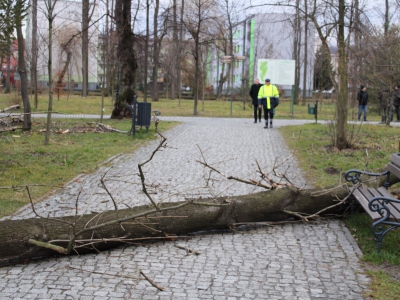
[258,78,279,128]
[393,85,400,122]
[249,78,263,123]
[357,85,369,121]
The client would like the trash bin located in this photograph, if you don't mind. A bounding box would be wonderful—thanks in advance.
[308,104,315,115]
[137,102,151,130]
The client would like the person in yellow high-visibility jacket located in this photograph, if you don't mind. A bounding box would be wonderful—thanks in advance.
[257,78,280,128]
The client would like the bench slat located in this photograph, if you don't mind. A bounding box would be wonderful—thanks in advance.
[352,188,382,220]
[386,163,400,182]
[376,187,400,219]
[390,153,400,167]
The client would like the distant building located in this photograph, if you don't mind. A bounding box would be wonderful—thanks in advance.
[207,13,316,97]
[25,0,100,91]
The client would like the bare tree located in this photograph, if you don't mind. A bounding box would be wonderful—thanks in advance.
[144,0,150,102]
[31,0,39,108]
[43,0,58,145]
[152,0,160,101]
[82,0,89,97]
[181,0,218,115]
[14,0,31,130]
[253,0,358,149]
[301,0,308,105]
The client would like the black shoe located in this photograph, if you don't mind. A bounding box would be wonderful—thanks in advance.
[254,120,257,123]
[270,123,273,128]
[264,123,268,129]
[259,119,261,122]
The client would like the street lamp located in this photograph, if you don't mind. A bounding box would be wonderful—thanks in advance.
[223,55,245,117]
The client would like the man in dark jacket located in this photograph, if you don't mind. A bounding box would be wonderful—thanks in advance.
[393,85,400,122]
[357,85,369,121]
[249,78,263,123]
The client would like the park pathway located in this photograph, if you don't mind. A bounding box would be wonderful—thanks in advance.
[0,117,370,299]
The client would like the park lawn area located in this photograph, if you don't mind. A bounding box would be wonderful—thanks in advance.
[0,92,382,121]
[0,118,177,219]
[280,123,400,299]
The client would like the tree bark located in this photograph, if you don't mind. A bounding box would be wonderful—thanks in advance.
[15,7,31,131]
[31,0,38,108]
[336,0,349,149]
[0,186,349,266]
[152,0,160,102]
[82,0,89,97]
[44,0,54,145]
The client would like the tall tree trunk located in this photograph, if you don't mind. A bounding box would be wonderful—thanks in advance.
[44,0,54,145]
[336,0,349,149]
[384,0,389,36]
[111,0,138,118]
[100,0,109,123]
[31,0,38,108]
[193,38,199,115]
[0,187,348,266]
[16,1,31,131]
[171,0,178,99]
[293,0,301,105]
[82,0,89,97]
[152,0,159,101]
[177,0,184,104]
[301,1,308,106]
[144,0,150,102]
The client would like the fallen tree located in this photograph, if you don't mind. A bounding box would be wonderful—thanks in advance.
[0,185,349,266]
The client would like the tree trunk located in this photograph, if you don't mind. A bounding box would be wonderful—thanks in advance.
[301,1,308,106]
[171,0,178,99]
[144,0,149,102]
[32,0,38,108]
[152,0,159,102]
[44,0,54,145]
[111,0,137,118]
[336,0,349,149]
[177,0,184,103]
[0,186,349,266]
[82,0,89,97]
[16,18,31,131]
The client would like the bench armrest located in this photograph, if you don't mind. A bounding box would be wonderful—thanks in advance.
[344,169,388,184]
[369,196,400,218]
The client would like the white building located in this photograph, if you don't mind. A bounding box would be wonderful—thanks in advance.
[207,13,316,97]
[26,0,100,91]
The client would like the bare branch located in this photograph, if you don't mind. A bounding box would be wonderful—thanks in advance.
[140,270,165,291]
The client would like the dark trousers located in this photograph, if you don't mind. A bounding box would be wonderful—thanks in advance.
[253,105,262,121]
[261,100,274,121]
[395,105,400,121]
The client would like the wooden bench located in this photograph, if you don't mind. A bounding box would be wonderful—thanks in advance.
[344,153,400,253]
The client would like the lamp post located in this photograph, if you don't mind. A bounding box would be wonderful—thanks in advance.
[223,55,245,117]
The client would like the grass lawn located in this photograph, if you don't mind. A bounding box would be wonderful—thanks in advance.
[0,92,383,121]
[280,123,400,299]
[0,119,176,218]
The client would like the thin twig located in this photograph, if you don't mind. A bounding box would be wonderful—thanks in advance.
[140,270,164,291]
[100,168,118,211]
[174,244,201,255]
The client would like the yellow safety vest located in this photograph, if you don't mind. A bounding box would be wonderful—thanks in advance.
[258,84,279,109]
